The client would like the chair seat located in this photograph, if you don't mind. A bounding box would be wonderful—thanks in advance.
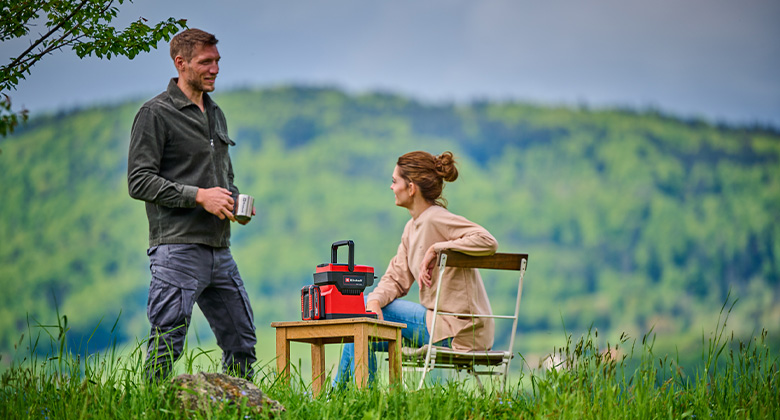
[401,345,511,367]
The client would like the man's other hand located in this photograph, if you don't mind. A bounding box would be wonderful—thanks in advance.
[196,187,236,222]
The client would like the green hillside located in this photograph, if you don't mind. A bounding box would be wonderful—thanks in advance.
[1,86,778,370]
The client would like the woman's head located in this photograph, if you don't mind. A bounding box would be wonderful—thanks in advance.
[394,151,458,208]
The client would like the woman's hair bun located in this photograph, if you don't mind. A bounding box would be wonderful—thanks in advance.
[396,150,459,207]
[435,151,459,182]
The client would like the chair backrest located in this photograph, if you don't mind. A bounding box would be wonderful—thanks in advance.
[440,251,528,271]
[438,250,528,342]
[415,250,528,391]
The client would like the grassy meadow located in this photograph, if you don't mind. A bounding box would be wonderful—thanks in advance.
[1,299,777,419]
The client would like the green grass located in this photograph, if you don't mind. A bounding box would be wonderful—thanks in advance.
[1,301,778,419]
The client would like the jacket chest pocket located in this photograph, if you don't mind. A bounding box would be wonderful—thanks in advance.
[211,131,234,185]
[216,130,235,146]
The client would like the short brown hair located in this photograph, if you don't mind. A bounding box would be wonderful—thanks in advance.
[397,151,458,207]
[169,28,218,62]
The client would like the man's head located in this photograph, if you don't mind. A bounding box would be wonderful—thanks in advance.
[170,29,220,95]
[170,29,218,62]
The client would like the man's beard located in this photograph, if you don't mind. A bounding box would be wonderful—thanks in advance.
[186,73,214,93]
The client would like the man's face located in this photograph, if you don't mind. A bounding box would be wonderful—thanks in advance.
[179,43,220,93]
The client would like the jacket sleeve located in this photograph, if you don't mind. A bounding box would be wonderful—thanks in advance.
[432,213,498,256]
[366,224,415,308]
[127,106,198,208]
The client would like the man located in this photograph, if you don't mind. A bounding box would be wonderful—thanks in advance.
[128,28,257,381]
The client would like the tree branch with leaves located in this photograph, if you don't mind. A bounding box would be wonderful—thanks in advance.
[0,0,187,138]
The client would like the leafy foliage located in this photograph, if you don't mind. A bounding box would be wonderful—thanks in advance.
[0,0,187,137]
[0,94,27,137]
[0,86,778,373]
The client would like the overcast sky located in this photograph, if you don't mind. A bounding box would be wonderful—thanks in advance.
[3,0,779,127]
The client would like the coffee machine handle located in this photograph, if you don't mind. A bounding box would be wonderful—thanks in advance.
[331,240,355,272]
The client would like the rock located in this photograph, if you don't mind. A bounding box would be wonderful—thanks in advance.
[171,372,285,417]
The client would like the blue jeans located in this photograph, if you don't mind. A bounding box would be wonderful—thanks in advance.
[333,298,451,386]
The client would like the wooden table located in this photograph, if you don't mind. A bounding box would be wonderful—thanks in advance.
[271,318,406,395]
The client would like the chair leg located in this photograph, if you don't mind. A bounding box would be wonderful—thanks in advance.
[467,367,484,391]
[417,349,441,390]
[419,255,448,390]
[417,357,428,390]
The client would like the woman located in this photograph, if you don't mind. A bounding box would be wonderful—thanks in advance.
[334,150,498,386]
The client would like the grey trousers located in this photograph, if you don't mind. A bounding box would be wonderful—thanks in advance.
[144,243,257,382]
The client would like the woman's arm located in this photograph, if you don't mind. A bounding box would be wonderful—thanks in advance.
[366,224,416,310]
[432,213,498,255]
[418,211,499,286]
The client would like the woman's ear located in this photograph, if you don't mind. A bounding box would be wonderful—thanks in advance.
[408,182,415,196]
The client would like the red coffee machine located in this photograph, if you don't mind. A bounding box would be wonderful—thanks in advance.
[301,240,377,320]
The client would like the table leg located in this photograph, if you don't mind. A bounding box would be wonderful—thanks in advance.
[311,338,326,396]
[353,324,369,389]
[275,328,290,384]
[388,327,402,386]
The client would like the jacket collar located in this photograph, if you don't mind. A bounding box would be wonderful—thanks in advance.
[167,78,216,111]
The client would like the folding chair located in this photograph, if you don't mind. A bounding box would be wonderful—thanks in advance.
[402,250,528,391]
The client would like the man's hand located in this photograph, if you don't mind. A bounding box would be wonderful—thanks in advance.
[196,187,236,222]
[418,246,438,288]
[366,300,384,321]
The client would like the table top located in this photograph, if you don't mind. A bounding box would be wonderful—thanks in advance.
[271,317,406,329]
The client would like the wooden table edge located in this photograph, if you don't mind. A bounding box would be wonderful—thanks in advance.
[271,318,407,329]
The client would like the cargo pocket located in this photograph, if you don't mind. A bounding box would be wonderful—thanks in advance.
[147,265,198,330]
[230,267,255,331]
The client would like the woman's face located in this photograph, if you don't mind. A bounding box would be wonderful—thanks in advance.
[391,165,412,208]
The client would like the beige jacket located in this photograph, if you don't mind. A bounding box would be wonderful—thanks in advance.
[367,205,498,350]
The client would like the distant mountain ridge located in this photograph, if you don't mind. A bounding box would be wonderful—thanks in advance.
[1,85,778,367]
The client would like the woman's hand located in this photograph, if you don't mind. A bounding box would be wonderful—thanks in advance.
[366,300,384,321]
[418,246,438,288]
